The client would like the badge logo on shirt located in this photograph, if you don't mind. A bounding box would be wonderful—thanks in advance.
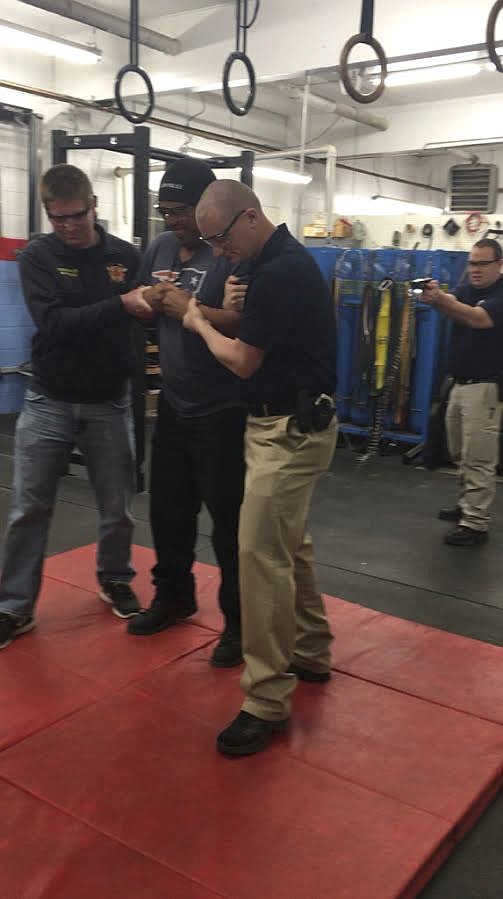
[57,267,79,278]
[106,263,128,284]
[181,268,207,296]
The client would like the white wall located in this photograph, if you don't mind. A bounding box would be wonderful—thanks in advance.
[2,103,503,257]
[0,123,30,239]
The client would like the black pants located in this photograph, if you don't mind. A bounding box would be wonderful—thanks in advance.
[149,396,246,630]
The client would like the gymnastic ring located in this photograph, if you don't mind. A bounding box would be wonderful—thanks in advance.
[487,0,503,73]
[223,51,256,116]
[339,33,387,104]
[114,64,155,124]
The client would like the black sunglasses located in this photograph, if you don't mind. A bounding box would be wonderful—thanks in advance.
[199,209,247,245]
[46,207,90,224]
[154,204,191,220]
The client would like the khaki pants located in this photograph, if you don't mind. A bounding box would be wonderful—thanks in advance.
[446,382,503,531]
[238,414,337,721]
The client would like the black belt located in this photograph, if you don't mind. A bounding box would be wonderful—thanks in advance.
[248,401,297,417]
[455,377,498,385]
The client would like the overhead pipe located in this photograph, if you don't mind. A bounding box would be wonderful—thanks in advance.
[19,0,180,55]
[0,78,277,152]
[258,145,445,197]
[294,77,311,239]
[283,83,387,131]
[257,142,337,237]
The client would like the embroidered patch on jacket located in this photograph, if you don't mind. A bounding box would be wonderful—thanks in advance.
[57,267,79,277]
[106,263,128,283]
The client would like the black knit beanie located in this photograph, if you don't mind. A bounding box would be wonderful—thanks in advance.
[158,158,216,206]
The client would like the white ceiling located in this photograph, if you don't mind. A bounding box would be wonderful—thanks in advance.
[1,0,503,157]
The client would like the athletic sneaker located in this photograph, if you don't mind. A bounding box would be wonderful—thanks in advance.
[99,582,141,619]
[0,613,36,650]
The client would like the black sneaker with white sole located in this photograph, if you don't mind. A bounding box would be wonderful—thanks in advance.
[0,613,36,650]
[100,582,141,618]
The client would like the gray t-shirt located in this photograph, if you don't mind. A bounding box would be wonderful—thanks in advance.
[141,231,243,416]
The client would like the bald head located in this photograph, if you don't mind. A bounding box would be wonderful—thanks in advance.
[195,179,274,262]
[197,179,262,222]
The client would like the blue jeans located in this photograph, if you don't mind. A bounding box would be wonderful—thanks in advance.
[0,388,136,618]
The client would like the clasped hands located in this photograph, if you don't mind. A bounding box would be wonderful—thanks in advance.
[143,275,191,320]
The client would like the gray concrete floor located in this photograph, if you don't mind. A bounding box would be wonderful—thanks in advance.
[0,414,502,898]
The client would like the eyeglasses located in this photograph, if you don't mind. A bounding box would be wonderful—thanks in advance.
[46,207,90,225]
[468,259,500,268]
[199,209,247,246]
[154,204,191,220]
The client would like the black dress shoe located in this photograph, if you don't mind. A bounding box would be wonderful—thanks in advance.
[288,663,331,683]
[127,595,197,635]
[438,506,462,522]
[444,525,488,546]
[210,629,243,668]
[217,711,289,756]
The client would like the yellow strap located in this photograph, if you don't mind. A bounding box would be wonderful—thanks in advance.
[374,288,391,391]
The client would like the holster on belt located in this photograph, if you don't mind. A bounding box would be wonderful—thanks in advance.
[295,390,336,433]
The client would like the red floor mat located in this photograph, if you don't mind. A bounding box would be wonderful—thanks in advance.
[44,544,223,633]
[0,688,454,899]
[20,579,217,690]
[135,649,503,824]
[0,780,219,899]
[1,543,502,899]
[0,645,104,752]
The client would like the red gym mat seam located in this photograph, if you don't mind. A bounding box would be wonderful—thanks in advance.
[331,665,503,726]
[0,772,229,898]
[0,683,128,753]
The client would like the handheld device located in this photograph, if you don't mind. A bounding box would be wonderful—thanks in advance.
[410,277,433,293]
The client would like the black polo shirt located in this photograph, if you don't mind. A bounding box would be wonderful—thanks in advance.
[19,225,140,403]
[449,277,503,381]
[238,224,336,403]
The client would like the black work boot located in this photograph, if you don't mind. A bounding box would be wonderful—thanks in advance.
[444,525,488,546]
[127,581,197,636]
[210,624,243,668]
[438,505,462,522]
[217,711,289,756]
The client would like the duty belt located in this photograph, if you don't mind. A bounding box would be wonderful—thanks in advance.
[455,377,498,385]
[248,401,297,417]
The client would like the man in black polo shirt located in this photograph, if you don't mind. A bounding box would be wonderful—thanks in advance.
[0,164,151,650]
[422,238,503,546]
[183,179,337,756]
[127,159,247,668]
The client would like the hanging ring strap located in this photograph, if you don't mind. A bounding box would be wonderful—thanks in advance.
[223,0,259,116]
[115,0,155,124]
[487,0,503,72]
[339,0,387,104]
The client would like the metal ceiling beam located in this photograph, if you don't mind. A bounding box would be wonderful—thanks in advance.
[19,0,180,55]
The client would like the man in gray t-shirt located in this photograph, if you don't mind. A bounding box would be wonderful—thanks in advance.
[128,159,247,667]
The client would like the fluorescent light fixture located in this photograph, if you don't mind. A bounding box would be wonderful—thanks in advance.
[367,51,482,76]
[147,161,311,191]
[0,18,101,65]
[370,61,480,88]
[254,166,312,185]
[224,166,312,185]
